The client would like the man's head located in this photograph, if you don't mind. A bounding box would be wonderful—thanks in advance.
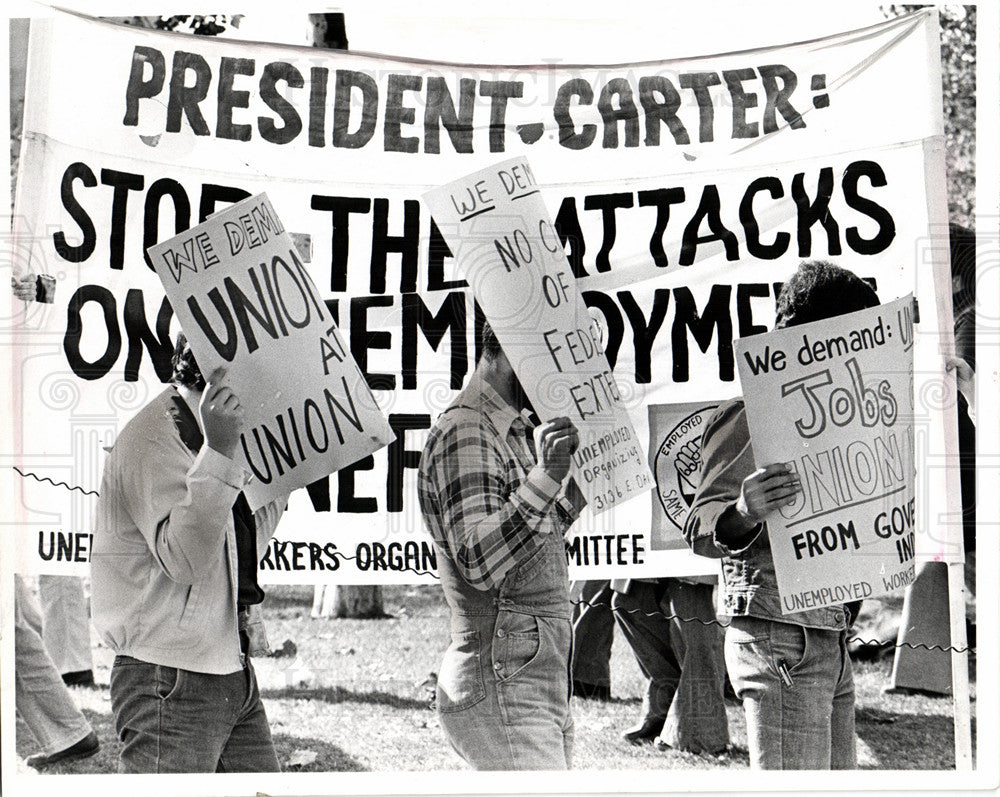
[170,333,206,391]
[775,260,879,329]
[478,322,533,413]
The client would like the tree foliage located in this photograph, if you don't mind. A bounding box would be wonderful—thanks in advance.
[883,5,976,227]
[154,15,238,36]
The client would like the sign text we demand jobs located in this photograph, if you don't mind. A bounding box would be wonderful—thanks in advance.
[737,297,917,612]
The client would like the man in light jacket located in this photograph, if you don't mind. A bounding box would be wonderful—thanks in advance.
[91,335,288,773]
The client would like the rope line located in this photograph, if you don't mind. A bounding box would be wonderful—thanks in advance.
[328,551,440,580]
[571,597,975,655]
[12,466,99,496]
[8,463,975,649]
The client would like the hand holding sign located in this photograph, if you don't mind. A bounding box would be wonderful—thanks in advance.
[536,416,580,483]
[147,193,394,509]
[735,463,802,526]
[11,273,37,302]
[200,368,245,459]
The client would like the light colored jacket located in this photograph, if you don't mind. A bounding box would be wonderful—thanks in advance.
[91,388,284,674]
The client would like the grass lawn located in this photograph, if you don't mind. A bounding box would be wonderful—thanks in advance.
[15,585,974,774]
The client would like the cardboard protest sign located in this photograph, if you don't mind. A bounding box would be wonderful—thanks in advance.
[649,402,720,550]
[423,158,653,514]
[146,193,394,509]
[736,296,916,611]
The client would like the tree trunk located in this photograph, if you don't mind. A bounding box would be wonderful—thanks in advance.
[330,585,386,619]
[305,14,385,623]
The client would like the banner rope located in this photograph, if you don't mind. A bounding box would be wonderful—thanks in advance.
[570,597,975,655]
[12,467,99,496]
[11,468,975,653]
[327,550,439,579]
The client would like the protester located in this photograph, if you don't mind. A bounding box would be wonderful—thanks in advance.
[91,334,290,773]
[570,580,614,701]
[417,323,584,770]
[15,575,100,769]
[12,278,97,690]
[684,260,880,769]
[612,577,729,753]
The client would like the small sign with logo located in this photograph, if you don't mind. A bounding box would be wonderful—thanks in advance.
[649,402,720,551]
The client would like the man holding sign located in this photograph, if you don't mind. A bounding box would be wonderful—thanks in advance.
[91,337,289,773]
[684,261,881,770]
[418,324,585,770]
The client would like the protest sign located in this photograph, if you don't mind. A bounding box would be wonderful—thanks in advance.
[736,296,916,611]
[7,9,955,582]
[145,193,395,509]
[422,158,653,514]
[648,402,720,550]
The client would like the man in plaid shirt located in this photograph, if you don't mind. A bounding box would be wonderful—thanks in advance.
[418,325,584,769]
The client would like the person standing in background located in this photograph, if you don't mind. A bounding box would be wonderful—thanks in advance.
[15,575,100,769]
[569,580,615,701]
[38,576,96,686]
[611,577,729,753]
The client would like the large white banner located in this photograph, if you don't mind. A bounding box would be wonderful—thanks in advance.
[7,9,956,583]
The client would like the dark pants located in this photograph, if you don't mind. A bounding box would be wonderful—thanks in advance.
[570,580,614,689]
[110,655,280,773]
[613,580,729,753]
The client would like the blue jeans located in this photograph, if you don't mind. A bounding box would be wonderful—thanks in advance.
[14,577,93,756]
[725,616,856,769]
[110,655,280,773]
[437,611,574,770]
[37,575,93,675]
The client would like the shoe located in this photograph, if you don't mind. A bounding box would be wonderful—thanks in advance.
[622,717,664,744]
[572,680,611,701]
[61,669,96,687]
[654,736,728,756]
[882,685,950,698]
[26,731,100,769]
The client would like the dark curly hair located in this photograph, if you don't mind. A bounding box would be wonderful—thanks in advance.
[170,333,206,390]
[480,320,503,363]
[775,260,879,329]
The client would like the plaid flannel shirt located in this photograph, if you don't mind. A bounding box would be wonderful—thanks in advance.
[418,373,580,591]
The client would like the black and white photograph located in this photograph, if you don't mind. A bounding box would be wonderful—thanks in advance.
[2,1,996,794]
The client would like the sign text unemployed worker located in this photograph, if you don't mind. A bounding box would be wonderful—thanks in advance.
[424,158,653,514]
[736,296,916,611]
[146,193,395,509]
